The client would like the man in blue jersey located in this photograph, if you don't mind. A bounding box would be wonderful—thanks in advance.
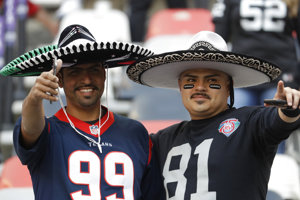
[126,31,300,200]
[8,24,164,199]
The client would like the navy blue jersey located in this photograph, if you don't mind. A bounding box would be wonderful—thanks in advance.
[14,107,165,200]
[151,107,300,200]
[212,0,300,87]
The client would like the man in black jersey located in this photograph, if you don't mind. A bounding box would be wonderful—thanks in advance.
[126,31,300,200]
[211,0,300,108]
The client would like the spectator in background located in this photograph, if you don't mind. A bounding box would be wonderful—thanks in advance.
[26,0,59,37]
[128,0,188,42]
[0,0,59,37]
[56,0,96,20]
[212,0,300,108]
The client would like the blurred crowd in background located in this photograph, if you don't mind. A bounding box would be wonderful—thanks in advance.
[1,0,300,199]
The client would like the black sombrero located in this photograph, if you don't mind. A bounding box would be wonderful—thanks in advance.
[126,31,281,89]
[0,24,153,76]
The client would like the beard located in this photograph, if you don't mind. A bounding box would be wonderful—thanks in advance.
[64,84,104,109]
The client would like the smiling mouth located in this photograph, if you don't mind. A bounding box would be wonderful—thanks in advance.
[76,85,98,93]
[80,88,93,93]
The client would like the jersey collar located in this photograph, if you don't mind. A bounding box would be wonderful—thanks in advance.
[54,106,115,137]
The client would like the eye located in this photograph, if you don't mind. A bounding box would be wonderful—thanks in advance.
[208,78,218,83]
[89,67,102,73]
[187,78,196,83]
[68,69,80,76]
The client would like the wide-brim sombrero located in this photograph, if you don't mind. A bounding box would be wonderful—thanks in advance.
[0,24,153,77]
[126,31,281,89]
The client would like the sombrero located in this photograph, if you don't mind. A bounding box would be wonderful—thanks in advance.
[126,31,281,89]
[0,24,153,76]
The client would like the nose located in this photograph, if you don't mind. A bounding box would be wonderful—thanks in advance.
[194,80,206,91]
[81,70,93,84]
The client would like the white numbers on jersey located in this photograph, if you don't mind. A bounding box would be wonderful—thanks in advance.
[163,139,216,200]
[68,151,134,200]
[240,0,287,32]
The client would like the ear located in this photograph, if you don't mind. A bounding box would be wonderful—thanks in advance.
[103,67,106,80]
[178,78,182,91]
[226,77,231,97]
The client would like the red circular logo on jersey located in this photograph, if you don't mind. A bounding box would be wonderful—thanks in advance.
[218,118,240,137]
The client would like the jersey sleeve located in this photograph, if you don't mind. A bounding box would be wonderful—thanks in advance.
[27,0,40,17]
[294,6,300,86]
[141,136,166,200]
[13,116,50,169]
[251,107,300,148]
[211,0,231,41]
[295,3,300,45]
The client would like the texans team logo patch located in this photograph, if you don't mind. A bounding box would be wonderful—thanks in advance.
[89,125,99,136]
[218,118,240,137]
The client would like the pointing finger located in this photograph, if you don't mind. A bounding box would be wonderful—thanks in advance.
[277,80,285,95]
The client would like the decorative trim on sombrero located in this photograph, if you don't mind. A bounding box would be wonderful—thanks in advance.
[189,41,218,51]
[0,45,57,76]
[127,51,281,85]
[0,24,154,77]
[0,41,153,77]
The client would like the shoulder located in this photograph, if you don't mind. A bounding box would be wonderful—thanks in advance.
[113,113,147,131]
[231,106,265,116]
[152,121,188,139]
[233,106,284,126]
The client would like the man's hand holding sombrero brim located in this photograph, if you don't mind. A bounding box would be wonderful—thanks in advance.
[27,59,62,103]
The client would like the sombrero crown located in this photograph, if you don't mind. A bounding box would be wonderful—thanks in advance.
[126,31,282,88]
[0,24,154,76]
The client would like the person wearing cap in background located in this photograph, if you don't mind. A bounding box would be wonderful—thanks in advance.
[126,31,300,200]
[0,24,165,199]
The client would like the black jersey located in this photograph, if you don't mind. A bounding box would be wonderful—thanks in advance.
[151,107,299,200]
[212,0,300,87]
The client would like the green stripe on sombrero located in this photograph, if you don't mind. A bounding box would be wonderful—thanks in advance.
[13,71,42,77]
[0,44,57,76]
[0,64,22,76]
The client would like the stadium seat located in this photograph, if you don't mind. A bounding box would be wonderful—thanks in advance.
[268,154,300,199]
[146,8,214,40]
[0,156,32,188]
[144,8,215,53]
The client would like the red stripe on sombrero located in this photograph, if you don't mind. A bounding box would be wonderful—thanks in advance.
[118,60,136,65]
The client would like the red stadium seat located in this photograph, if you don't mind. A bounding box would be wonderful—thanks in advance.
[141,120,180,134]
[0,156,32,188]
[146,8,214,40]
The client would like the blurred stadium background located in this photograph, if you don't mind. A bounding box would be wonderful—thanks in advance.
[0,0,300,199]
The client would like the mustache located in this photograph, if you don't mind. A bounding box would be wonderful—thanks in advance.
[191,92,211,99]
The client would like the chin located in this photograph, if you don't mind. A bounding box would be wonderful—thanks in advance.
[79,99,100,108]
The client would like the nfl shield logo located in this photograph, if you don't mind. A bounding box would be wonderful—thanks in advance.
[89,125,99,136]
[218,118,240,137]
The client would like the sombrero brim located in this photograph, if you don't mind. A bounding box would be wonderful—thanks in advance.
[0,41,153,76]
[126,50,282,88]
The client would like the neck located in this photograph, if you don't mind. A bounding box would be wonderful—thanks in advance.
[66,104,103,121]
[191,106,229,120]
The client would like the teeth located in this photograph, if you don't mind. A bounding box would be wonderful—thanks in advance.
[80,88,93,92]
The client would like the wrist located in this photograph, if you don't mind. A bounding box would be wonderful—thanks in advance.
[280,108,300,118]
